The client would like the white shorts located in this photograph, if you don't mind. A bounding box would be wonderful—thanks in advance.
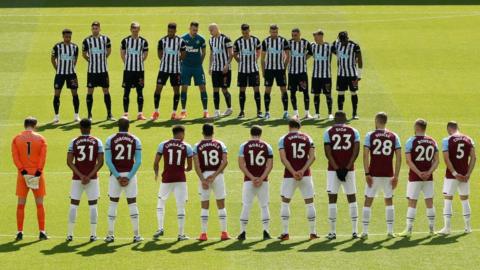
[242,181,269,206]
[198,171,226,201]
[364,177,393,198]
[281,176,314,199]
[327,171,357,195]
[159,182,188,206]
[108,172,138,198]
[443,178,469,196]
[406,181,434,200]
[70,179,100,201]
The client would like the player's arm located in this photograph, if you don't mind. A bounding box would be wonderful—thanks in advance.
[36,138,47,175]
[324,145,339,170]
[363,145,373,187]
[226,45,233,71]
[73,46,78,66]
[211,152,228,180]
[201,47,206,64]
[442,151,459,177]
[87,153,104,180]
[300,146,316,174]
[193,154,205,182]
[260,50,266,76]
[233,41,240,62]
[466,147,476,181]
[51,46,58,70]
[279,149,296,177]
[11,138,25,172]
[306,42,312,60]
[393,148,402,188]
[142,40,149,62]
[105,139,121,180]
[127,147,142,181]
[238,156,256,181]
[347,142,360,170]
[284,49,290,68]
[260,157,273,182]
[106,37,112,58]
[180,40,186,60]
[82,40,89,61]
[185,145,193,172]
[426,151,439,178]
[208,47,213,75]
[158,48,163,61]
[405,153,423,177]
[120,39,126,63]
[67,152,85,179]
[153,153,162,181]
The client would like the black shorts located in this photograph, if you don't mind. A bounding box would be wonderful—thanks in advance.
[237,72,260,87]
[311,77,332,94]
[157,71,180,87]
[336,76,359,92]
[264,69,286,87]
[54,73,78,90]
[211,70,231,88]
[288,73,308,92]
[87,72,109,88]
[122,71,145,89]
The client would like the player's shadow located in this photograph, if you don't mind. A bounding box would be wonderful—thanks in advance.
[214,118,252,127]
[422,233,467,246]
[385,235,431,250]
[40,240,91,255]
[340,237,393,252]
[0,239,41,253]
[299,238,354,252]
[215,239,264,251]
[131,239,178,252]
[98,121,121,130]
[77,241,133,256]
[168,239,223,253]
[136,117,211,129]
[255,239,310,252]
[36,121,75,132]
[240,118,287,128]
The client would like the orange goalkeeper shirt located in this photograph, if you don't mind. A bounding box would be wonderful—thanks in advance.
[11,130,47,174]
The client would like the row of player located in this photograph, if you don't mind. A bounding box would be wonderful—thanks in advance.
[11,111,475,242]
[51,21,362,123]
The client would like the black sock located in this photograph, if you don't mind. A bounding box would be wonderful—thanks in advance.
[337,94,345,111]
[290,90,298,111]
[326,94,333,114]
[303,91,310,111]
[314,95,320,114]
[104,93,112,116]
[181,92,187,110]
[239,91,246,112]
[351,94,358,115]
[281,92,288,111]
[264,93,271,112]
[136,87,144,113]
[200,91,208,110]
[123,88,131,113]
[254,91,261,113]
[86,94,93,116]
[223,90,231,108]
[213,91,220,110]
[173,93,180,111]
[72,94,79,114]
[53,96,60,114]
[154,92,161,110]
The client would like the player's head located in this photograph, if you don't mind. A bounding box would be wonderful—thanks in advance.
[250,125,263,138]
[269,24,279,38]
[446,121,459,135]
[209,23,219,36]
[414,118,428,134]
[172,125,186,140]
[241,23,250,37]
[62,29,72,43]
[79,118,92,135]
[130,21,140,35]
[91,21,101,36]
[190,21,199,35]
[288,118,301,131]
[313,29,324,43]
[375,112,388,128]
[338,31,349,45]
[24,116,38,130]
[334,111,347,124]
[167,22,177,36]
[291,28,301,40]
[118,117,130,132]
[202,123,214,138]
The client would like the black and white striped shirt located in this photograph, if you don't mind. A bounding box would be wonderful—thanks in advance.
[209,34,232,72]
[288,38,311,74]
[331,40,361,77]
[234,36,261,73]
[121,36,149,72]
[261,36,290,70]
[51,42,78,75]
[310,42,331,78]
[82,35,111,73]
[158,35,185,74]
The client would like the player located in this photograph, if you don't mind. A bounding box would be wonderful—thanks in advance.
[11,117,48,240]
[278,119,318,240]
[287,28,312,120]
[310,30,333,120]
[398,119,439,237]
[51,29,80,123]
[104,117,143,243]
[234,24,262,119]
[150,23,186,121]
[361,112,401,239]
[323,111,360,239]
[437,121,476,235]
[261,24,290,120]
[331,31,363,119]
[179,21,209,119]
[237,125,274,240]
[208,23,234,118]
[121,22,148,120]
[193,124,230,241]
[153,125,193,241]
[82,21,114,121]
[66,118,104,241]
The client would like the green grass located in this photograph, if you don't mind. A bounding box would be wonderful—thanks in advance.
[1,4,480,270]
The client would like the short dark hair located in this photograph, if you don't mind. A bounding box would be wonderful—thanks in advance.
[80,118,92,129]
[168,22,177,29]
[288,119,301,129]
[202,123,214,136]
[375,112,388,125]
[270,24,278,30]
[24,116,37,128]
[338,31,348,41]
[62,29,72,35]
[334,111,347,124]
[190,21,199,27]
[415,118,428,131]
[291,27,300,33]
[241,23,249,30]
[172,125,185,135]
[447,121,458,130]
[118,117,130,132]
[250,125,262,136]
[91,21,100,27]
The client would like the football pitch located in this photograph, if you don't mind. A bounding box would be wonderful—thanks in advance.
[1,1,480,269]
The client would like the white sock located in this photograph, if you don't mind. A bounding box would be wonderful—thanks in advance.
[177,206,186,236]
[240,203,251,232]
[349,202,358,234]
[155,108,159,112]
[328,203,337,234]
[200,208,209,233]
[107,201,118,236]
[461,199,471,229]
[406,207,416,232]
[261,205,270,232]
[293,110,299,115]
[386,205,395,234]
[443,199,453,230]
[218,208,227,232]
[89,204,98,237]
[362,207,371,234]
[280,202,290,234]
[306,203,316,234]
[427,207,435,232]
[156,198,166,230]
[128,203,140,237]
[67,204,78,236]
